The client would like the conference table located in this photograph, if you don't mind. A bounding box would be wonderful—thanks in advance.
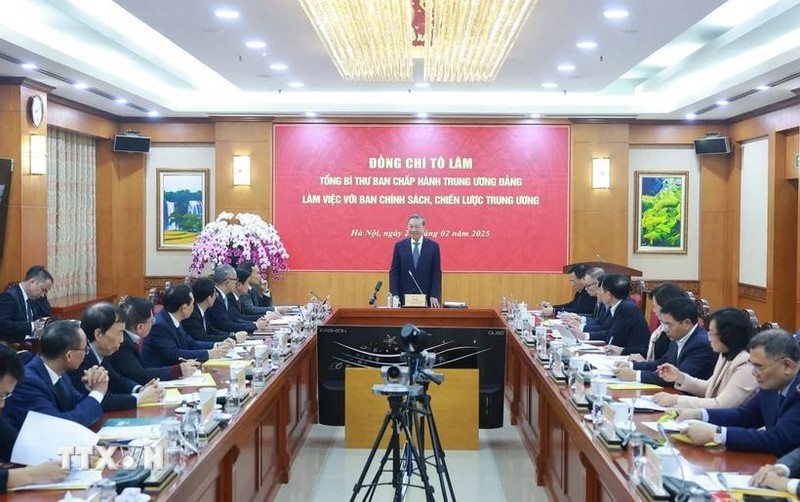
[0,331,317,502]
[504,327,779,501]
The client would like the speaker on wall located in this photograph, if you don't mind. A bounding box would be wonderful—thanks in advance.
[693,136,731,155]
[113,135,151,153]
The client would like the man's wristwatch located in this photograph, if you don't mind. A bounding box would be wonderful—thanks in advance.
[713,425,723,444]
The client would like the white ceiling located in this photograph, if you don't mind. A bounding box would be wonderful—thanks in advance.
[0,0,799,121]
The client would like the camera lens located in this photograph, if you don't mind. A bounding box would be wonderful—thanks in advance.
[386,366,401,383]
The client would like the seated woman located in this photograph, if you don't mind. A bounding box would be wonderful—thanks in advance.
[651,307,757,408]
[606,282,686,360]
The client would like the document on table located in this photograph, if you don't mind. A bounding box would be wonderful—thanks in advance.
[641,420,690,433]
[138,388,184,407]
[11,411,99,465]
[98,424,163,441]
[692,472,795,496]
[619,397,668,412]
[10,469,103,491]
[161,372,217,388]
[582,354,628,372]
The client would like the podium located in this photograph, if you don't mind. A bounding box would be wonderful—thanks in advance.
[318,308,507,429]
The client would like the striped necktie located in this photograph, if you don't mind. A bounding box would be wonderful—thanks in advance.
[412,241,420,268]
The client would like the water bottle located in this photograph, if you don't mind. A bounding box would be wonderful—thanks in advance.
[386,291,392,308]
[501,296,508,313]
[271,344,283,369]
[226,379,241,415]
[252,354,265,388]
[181,403,198,449]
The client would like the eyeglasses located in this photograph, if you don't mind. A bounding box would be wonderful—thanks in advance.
[584,281,598,287]
[67,345,89,356]
[0,392,13,401]
[751,358,785,374]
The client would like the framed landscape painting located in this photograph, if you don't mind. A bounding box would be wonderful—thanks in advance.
[634,171,688,254]
[156,169,209,250]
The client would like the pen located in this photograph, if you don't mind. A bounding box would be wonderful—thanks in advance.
[717,472,730,493]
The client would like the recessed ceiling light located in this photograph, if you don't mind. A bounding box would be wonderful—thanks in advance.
[115,98,128,104]
[576,41,598,49]
[604,9,629,19]
[288,81,304,88]
[74,83,88,90]
[270,63,288,71]
[305,112,317,117]
[215,9,240,19]
[685,113,697,120]
[557,64,576,72]
[21,63,37,70]
[415,82,431,88]
[416,112,428,119]
[756,85,770,91]
[245,41,267,49]
[716,99,729,106]
[541,82,558,88]
[147,111,159,117]
[530,113,542,118]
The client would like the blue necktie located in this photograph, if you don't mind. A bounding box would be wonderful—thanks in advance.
[412,241,420,268]
[26,300,34,322]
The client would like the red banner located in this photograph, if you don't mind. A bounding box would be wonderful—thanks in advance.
[273,124,570,272]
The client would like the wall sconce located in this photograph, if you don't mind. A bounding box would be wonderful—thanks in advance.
[233,155,251,186]
[30,134,47,175]
[592,157,610,189]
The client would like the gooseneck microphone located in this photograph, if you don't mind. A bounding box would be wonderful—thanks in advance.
[368,281,383,305]
[408,270,424,295]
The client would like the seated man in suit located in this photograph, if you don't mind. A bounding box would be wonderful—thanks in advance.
[68,303,163,412]
[228,268,282,323]
[751,444,800,495]
[205,265,269,334]
[582,274,649,354]
[677,329,800,456]
[0,266,54,343]
[540,264,596,317]
[4,320,108,428]
[142,284,232,368]
[614,296,716,385]
[110,298,199,384]
[564,267,610,338]
[0,343,65,492]
[182,278,247,344]
[239,261,291,315]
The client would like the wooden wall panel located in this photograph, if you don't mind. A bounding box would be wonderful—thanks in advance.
[214,121,273,220]
[629,124,728,145]
[48,102,116,139]
[119,121,215,143]
[783,129,799,180]
[570,124,629,266]
[699,154,734,307]
[773,131,798,329]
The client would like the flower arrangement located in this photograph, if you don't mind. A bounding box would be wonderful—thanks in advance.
[189,212,289,278]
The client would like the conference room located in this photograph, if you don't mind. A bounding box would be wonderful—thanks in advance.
[0,0,800,501]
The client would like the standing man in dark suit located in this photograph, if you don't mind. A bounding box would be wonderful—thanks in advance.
[142,284,231,368]
[110,298,199,384]
[0,344,65,492]
[182,277,246,344]
[678,329,800,456]
[67,303,163,412]
[206,265,269,333]
[614,296,716,385]
[389,214,442,307]
[4,320,108,429]
[0,266,53,343]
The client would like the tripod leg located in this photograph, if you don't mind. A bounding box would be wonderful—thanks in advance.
[350,410,394,502]
[421,395,457,501]
[399,415,436,502]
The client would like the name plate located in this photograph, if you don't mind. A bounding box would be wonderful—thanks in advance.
[404,294,427,307]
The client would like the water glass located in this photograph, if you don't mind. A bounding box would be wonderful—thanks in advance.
[628,431,646,484]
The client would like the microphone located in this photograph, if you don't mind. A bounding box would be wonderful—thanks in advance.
[407,270,424,295]
[368,281,383,305]
[595,253,606,262]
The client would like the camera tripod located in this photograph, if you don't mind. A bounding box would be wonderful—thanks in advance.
[350,384,456,501]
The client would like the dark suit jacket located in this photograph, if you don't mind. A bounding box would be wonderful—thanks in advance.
[227,292,261,321]
[181,306,231,343]
[0,415,17,493]
[706,373,800,456]
[553,288,596,316]
[0,285,36,342]
[241,289,271,315]
[141,310,214,367]
[205,289,256,333]
[389,237,442,305]
[4,355,103,429]
[250,286,273,309]
[106,331,180,385]
[778,445,800,496]
[633,326,716,386]
[603,300,650,356]
[67,347,138,412]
